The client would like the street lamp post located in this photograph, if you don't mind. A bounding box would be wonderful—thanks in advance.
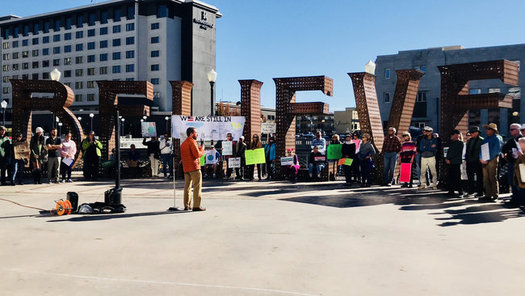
[1,100,7,126]
[58,122,63,137]
[89,113,94,131]
[164,116,169,134]
[207,69,217,116]
[121,117,125,136]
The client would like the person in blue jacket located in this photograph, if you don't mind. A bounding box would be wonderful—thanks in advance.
[264,136,276,180]
[479,123,503,202]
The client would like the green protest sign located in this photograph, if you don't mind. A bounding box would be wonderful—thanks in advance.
[200,154,205,166]
[344,158,353,166]
[327,144,342,160]
[245,148,266,165]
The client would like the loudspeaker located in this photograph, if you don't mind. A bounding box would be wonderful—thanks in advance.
[66,191,79,213]
[104,187,122,206]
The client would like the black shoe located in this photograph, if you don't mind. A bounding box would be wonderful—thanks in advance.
[192,207,206,212]
[478,197,495,203]
[184,207,190,211]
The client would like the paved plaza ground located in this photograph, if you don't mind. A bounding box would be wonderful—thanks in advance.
[1,177,525,295]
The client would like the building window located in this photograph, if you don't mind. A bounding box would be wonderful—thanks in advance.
[157,5,168,18]
[151,23,160,30]
[76,31,83,39]
[12,41,18,48]
[75,81,83,89]
[12,52,19,59]
[33,24,39,35]
[125,37,134,45]
[113,25,121,33]
[88,29,95,37]
[87,94,95,101]
[151,78,160,85]
[64,57,71,65]
[87,55,95,63]
[469,88,481,95]
[22,63,28,70]
[2,65,9,72]
[22,39,29,46]
[76,44,83,51]
[12,64,18,70]
[127,6,135,20]
[151,36,159,44]
[65,17,72,30]
[151,64,160,71]
[32,50,39,57]
[112,52,121,60]
[416,91,427,102]
[64,45,72,53]
[53,46,61,54]
[43,36,49,43]
[126,64,134,72]
[126,78,134,81]
[2,54,8,61]
[64,32,72,40]
[383,92,390,103]
[23,25,29,36]
[99,66,107,74]
[42,48,49,56]
[151,50,160,57]
[64,70,71,77]
[2,76,9,83]
[385,68,391,79]
[75,69,83,77]
[54,20,61,32]
[126,23,134,31]
[112,65,121,73]
[87,42,95,50]
[100,40,108,48]
[2,42,9,49]
[114,8,121,22]
[53,34,60,42]
[22,51,29,58]
[488,88,501,93]
[42,60,50,67]
[89,13,97,26]
[75,94,82,102]
[100,53,108,61]
[125,50,134,59]
[100,27,108,35]
[101,10,108,24]
[75,56,83,64]
[32,73,39,80]
[87,68,95,76]
[87,80,95,88]
[112,38,121,47]
[53,59,60,66]
[32,38,39,45]
[3,87,9,94]
[77,15,84,28]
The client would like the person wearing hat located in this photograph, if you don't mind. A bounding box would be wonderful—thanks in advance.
[264,135,276,180]
[0,126,13,185]
[465,126,484,197]
[82,131,103,181]
[521,124,525,137]
[445,130,464,196]
[418,126,439,190]
[357,133,376,187]
[501,123,524,205]
[30,127,46,184]
[382,127,402,186]
[282,148,300,182]
[480,123,503,202]
[235,136,247,180]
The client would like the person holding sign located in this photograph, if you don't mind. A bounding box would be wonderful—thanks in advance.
[0,126,12,185]
[30,127,46,184]
[311,131,326,155]
[160,133,173,179]
[59,132,77,183]
[235,136,247,180]
[264,136,276,180]
[399,132,416,188]
[180,127,206,211]
[445,130,464,196]
[143,136,161,178]
[221,133,235,179]
[308,146,326,180]
[465,127,484,198]
[11,133,27,185]
[357,133,376,187]
[479,123,503,202]
[282,148,300,182]
[341,134,356,186]
[247,134,263,181]
[205,144,221,179]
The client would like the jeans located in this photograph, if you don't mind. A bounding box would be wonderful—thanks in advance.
[343,163,352,183]
[12,159,24,184]
[308,162,325,178]
[266,160,275,179]
[466,161,483,195]
[61,161,73,180]
[1,160,11,184]
[383,152,398,184]
[415,154,421,185]
[161,154,173,177]
[360,158,372,185]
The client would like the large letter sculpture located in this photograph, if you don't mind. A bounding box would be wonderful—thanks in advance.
[239,79,263,140]
[170,80,193,174]
[274,76,333,178]
[97,81,154,160]
[11,79,83,160]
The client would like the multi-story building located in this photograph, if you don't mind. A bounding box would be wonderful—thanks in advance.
[0,0,220,119]
[333,107,359,135]
[375,44,525,137]
[296,114,334,137]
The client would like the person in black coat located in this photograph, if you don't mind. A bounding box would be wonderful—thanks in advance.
[445,130,464,196]
[341,134,356,186]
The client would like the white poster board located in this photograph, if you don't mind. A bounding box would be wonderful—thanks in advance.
[172,115,245,141]
[481,143,490,161]
[228,157,241,168]
[222,141,233,156]
[205,150,218,165]
[280,156,294,166]
[261,122,276,134]
[141,122,157,137]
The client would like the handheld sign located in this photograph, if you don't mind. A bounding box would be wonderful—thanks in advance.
[327,144,342,160]
[245,148,266,165]
[200,154,205,166]
[222,141,233,156]
[314,156,326,162]
[280,156,294,166]
[228,157,241,168]
[205,150,218,165]
[141,122,157,137]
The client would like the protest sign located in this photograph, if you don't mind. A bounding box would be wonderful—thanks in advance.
[245,148,266,165]
[327,144,342,160]
[172,115,245,141]
[205,150,219,165]
[141,122,157,137]
[280,156,294,166]
[228,157,241,168]
[222,141,233,156]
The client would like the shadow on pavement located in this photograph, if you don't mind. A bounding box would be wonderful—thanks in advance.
[46,210,189,223]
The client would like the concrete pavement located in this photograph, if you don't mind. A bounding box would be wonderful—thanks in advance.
[1,178,525,295]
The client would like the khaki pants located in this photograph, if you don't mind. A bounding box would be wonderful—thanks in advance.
[482,158,499,198]
[184,170,202,209]
[47,157,61,182]
[149,154,159,177]
[420,156,437,186]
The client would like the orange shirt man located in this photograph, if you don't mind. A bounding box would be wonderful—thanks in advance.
[180,127,206,211]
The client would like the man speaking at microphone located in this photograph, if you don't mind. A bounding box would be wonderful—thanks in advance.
[180,127,206,211]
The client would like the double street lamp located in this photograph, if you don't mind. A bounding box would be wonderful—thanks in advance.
[1,100,7,126]
[89,113,94,131]
[207,69,217,116]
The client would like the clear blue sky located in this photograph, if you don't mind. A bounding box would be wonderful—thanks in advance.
[3,0,525,111]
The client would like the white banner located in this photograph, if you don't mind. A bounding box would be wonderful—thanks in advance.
[172,115,245,141]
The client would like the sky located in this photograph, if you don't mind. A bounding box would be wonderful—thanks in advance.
[3,0,525,111]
